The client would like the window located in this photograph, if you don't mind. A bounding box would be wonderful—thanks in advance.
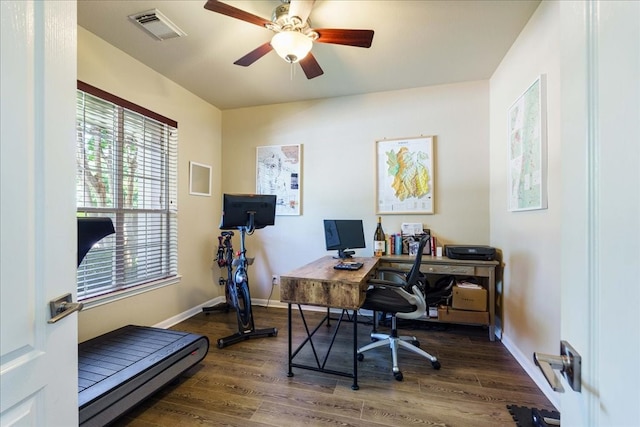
[76,82,178,301]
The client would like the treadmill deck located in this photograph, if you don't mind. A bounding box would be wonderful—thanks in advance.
[78,325,209,426]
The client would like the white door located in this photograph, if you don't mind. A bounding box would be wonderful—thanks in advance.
[0,1,78,425]
[559,1,640,425]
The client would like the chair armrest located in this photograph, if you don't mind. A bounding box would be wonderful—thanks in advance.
[368,278,407,289]
[376,267,408,275]
[374,268,408,283]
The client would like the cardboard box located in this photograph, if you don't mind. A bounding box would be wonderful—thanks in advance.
[452,285,487,311]
[438,306,489,325]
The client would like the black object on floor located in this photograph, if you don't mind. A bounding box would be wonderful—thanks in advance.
[507,404,561,426]
[78,325,209,426]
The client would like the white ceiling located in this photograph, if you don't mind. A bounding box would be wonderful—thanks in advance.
[77,0,540,110]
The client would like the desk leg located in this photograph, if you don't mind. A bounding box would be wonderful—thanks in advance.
[352,309,359,390]
[284,305,360,389]
[287,303,294,377]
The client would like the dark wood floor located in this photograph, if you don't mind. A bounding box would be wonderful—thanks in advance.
[113,306,555,426]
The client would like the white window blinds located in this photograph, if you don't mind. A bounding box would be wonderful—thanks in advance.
[76,82,178,300]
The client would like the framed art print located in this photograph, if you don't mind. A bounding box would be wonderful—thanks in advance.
[376,136,435,214]
[256,144,301,215]
[508,75,548,211]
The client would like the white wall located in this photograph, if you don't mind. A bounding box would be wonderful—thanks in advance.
[489,1,560,406]
[222,81,491,300]
[77,27,223,342]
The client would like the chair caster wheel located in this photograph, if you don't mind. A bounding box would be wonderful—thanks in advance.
[432,361,441,370]
[357,353,364,361]
[394,371,403,381]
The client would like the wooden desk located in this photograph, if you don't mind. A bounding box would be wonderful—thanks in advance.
[280,256,379,308]
[280,256,379,390]
[380,255,499,341]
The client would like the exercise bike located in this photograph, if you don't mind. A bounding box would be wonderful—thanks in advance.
[207,194,279,349]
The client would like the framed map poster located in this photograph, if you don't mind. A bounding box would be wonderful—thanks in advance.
[508,75,548,211]
[256,144,301,215]
[376,136,434,214]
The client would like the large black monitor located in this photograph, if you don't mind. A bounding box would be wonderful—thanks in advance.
[220,194,276,232]
[323,219,366,259]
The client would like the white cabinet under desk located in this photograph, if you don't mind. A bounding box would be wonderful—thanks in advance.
[379,255,499,341]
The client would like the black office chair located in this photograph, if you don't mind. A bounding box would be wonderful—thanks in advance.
[357,235,440,381]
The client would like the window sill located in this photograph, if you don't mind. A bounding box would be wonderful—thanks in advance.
[80,275,182,310]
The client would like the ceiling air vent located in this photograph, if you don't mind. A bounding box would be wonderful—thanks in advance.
[128,9,186,41]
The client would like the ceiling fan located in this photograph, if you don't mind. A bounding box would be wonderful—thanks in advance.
[203,0,374,79]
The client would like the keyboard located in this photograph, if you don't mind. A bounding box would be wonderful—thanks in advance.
[333,261,363,271]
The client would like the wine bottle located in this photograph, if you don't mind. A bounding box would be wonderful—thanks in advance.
[373,216,385,257]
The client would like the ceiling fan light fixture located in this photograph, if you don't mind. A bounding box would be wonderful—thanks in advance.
[271,31,312,64]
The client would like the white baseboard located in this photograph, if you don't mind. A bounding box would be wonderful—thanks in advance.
[501,333,560,410]
[152,296,226,329]
[253,298,289,310]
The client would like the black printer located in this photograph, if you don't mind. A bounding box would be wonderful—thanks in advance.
[444,245,496,261]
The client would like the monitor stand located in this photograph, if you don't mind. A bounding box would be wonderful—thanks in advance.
[334,249,355,259]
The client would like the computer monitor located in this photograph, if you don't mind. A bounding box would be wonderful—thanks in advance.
[323,219,366,259]
[220,194,276,232]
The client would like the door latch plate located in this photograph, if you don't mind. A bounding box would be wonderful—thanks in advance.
[561,340,581,392]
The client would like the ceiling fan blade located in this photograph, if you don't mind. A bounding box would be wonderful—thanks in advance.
[204,0,271,28]
[299,53,324,79]
[288,0,315,24]
[315,29,374,48]
[233,42,274,67]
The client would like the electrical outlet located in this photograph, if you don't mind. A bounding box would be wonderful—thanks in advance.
[272,274,279,285]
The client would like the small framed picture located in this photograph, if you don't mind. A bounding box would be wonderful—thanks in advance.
[401,229,431,255]
[189,161,211,196]
[409,241,421,256]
